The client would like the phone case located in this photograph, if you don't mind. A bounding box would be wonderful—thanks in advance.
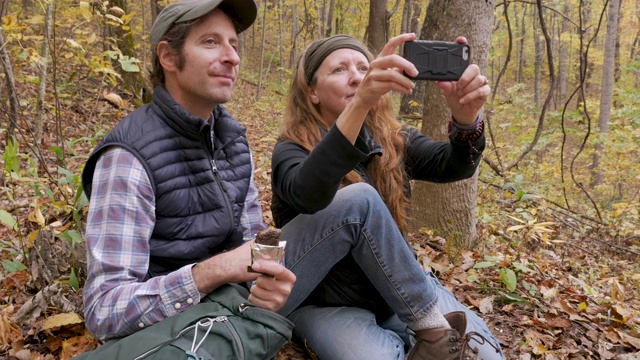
[403,40,471,81]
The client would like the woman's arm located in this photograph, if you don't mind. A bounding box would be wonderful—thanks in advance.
[271,126,369,213]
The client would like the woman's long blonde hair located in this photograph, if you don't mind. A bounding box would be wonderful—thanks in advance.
[280,39,411,234]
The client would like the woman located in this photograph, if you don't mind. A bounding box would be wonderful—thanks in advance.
[272,33,503,360]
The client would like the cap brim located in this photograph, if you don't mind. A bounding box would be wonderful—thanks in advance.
[178,0,257,33]
[151,0,257,65]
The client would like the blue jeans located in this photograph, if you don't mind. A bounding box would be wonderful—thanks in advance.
[278,183,503,359]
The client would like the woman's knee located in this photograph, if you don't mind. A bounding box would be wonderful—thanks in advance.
[335,183,385,212]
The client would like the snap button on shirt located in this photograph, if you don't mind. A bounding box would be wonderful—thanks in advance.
[138,322,144,328]
[187,298,193,304]
[174,302,181,310]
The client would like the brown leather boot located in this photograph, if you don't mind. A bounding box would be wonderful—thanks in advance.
[406,311,467,360]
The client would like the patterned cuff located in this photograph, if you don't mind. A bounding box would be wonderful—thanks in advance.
[448,116,484,143]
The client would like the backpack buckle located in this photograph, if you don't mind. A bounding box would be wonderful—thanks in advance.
[185,350,201,360]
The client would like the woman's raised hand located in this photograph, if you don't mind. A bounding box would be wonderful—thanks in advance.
[437,36,491,125]
[352,33,419,110]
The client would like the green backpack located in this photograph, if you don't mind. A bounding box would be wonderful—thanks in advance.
[73,284,293,360]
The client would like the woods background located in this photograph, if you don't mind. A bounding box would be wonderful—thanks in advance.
[0,0,639,358]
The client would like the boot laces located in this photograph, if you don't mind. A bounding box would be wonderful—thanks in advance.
[456,331,501,360]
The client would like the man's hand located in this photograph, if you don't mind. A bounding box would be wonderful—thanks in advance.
[248,261,296,312]
[192,241,296,311]
[192,241,259,294]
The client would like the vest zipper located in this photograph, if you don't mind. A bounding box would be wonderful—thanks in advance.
[211,156,235,236]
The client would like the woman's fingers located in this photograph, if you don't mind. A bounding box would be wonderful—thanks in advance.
[378,33,416,57]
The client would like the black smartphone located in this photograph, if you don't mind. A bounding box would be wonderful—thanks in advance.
[402,40,471,81]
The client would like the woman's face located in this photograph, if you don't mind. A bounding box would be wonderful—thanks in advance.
[308,48,369,126]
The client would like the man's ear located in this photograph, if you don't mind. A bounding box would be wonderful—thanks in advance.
[308,86,320,104]
[157,41,177,72]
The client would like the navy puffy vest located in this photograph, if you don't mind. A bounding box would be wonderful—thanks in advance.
[82,87,252,277]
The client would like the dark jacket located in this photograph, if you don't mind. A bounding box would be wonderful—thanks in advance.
[82,86,252,276]
[270,124,485,228]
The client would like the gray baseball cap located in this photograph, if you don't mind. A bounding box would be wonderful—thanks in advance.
[150,0,257,64]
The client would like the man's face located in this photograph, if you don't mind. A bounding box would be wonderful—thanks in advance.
[159,9,240,119]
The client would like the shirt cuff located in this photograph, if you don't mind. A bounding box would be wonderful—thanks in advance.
[159,264,203,317]
[449,116,484,143]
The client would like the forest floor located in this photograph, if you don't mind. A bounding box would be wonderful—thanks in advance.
[0,80,639,359]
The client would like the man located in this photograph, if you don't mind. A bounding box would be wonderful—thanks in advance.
[81,0,296,341]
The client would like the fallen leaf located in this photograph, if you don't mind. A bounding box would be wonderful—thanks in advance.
[479,296,494,314]
[27,203,45,226]
[555,299,588,321]
[42,313,84,331]
[611,278,626,302]
[60,336,98,360]
[103,92,125,108]
[0,314,21,348]
[544,312,572,328]
[611,304,633,325]
[542,286,557,299]
[465,294,480,308]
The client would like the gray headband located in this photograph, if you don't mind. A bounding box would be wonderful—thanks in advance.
[304,35,370,84]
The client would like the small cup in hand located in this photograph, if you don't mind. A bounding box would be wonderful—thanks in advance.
[247,228,286,277]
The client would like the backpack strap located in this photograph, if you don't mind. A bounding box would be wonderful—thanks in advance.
[170,337,215,360]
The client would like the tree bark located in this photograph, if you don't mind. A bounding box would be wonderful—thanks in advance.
[558,0,570,104]
[411,1,421,38]
[534,5,543,109]
[592,0,620,187]
[288,3,300,69]
[0,0,18,138]
[325,0,335,37]
[400,0,413,41]
[257,0,267,100]
[398,1,423,115]
[516,4,527,84]
[366,0,387,55]
[150,0,161,25]
[613,1,621,84]
[636,0,640,89]
[34,0,54,146]
[408,0,494,251]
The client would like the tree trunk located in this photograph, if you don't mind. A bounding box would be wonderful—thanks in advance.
[408,0,494,251]
[398,1,422,115]
[516,4,527,84]
[0,0,18,138]
[288,3,300,69]
[150,0,161,25]
[613,1,622,92]
[325,0,335,37]
[257,0,267,100]
[400,0,413,41]
[592,0,620,187]
[411,1,421,38]
[558,0,570,104]
[533,5,543,109]
[636,0,640,89]
[34,0,54,147]
[277,0,283,79]
[576,2,593,112]
[316,1,324,40]
[366,0,387,55]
